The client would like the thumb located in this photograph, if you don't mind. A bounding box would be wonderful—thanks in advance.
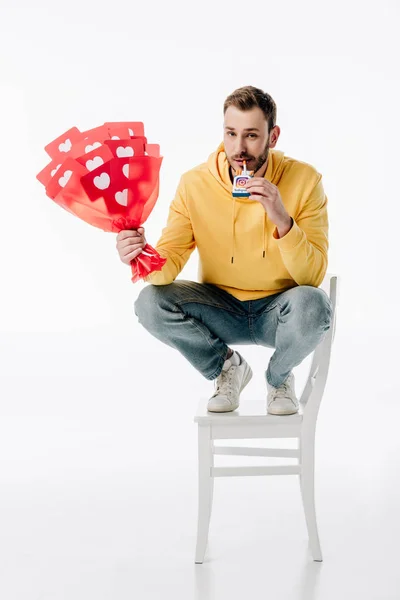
[137,227,144,234]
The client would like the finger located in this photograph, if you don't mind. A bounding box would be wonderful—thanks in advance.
[117,229,135,242]
[117,235,143,248]
[124,247,143,262]
[246,177,263,183]
[118,235,144,248]
[246,187,267,196]
[245,183,269,192]
[117,229,139,241]
[122,242,145,256]
[245,180,271,190]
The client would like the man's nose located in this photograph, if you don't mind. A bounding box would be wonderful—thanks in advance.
[234,139,248,155]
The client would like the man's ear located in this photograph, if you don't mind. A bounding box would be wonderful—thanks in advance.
[268,126,281,149]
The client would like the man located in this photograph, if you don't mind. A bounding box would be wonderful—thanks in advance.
[116,86,333,415]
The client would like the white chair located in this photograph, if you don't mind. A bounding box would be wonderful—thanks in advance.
[193,273,339,564]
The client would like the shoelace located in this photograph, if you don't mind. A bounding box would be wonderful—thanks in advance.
[214,367,235,396]
[271,380,292,399]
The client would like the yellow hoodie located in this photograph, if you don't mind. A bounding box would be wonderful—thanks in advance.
[144,142,329,301]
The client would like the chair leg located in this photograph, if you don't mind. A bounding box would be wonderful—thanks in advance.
[299,433,323,561]
[195,426,214,564]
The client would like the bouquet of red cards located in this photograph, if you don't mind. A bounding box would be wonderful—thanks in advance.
[36,121,166,282]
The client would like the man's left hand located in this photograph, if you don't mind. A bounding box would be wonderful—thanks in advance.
[244,178,292,236]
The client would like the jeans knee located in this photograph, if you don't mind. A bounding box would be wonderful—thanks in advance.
[134,282,179,330]
[134,285,161,326]
[296,286,333,330]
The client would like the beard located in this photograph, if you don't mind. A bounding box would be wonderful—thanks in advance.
[229,137,270,178]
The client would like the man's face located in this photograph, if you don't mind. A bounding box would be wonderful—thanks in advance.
[223,106,278,176]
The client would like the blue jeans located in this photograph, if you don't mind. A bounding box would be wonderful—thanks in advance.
[134,281,333,387]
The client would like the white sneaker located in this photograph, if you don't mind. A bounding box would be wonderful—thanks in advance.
[267,372,299,415]
[207,352,253,413]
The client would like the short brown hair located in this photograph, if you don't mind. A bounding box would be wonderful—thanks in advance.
[223,86,277,131]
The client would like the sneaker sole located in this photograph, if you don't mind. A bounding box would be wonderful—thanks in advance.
[267,404,299,416]
[207,364,253,413]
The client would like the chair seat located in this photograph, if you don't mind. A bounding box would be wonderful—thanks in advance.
[194,396,304,425]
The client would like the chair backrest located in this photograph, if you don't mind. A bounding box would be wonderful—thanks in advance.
[300,273,339,426]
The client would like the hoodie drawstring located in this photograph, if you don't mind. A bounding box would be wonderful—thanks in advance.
[231,197,236,263]
[263,213,267,258]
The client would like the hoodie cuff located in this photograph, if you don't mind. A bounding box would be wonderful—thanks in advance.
[273,218,304,251]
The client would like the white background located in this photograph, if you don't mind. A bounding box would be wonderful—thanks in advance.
[1,1,399,598]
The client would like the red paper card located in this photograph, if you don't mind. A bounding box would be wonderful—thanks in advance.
[104,121,145,138]
[130,135,147,145]
[46,157,88,200]
[104,139,146,158]
[70,132,108,159]
[107,126,131,140]
[81,157,137,210]
[144,144,160,157]
[75,144,114,171]
[80,160,113,201]
[44,127,83,160]
[82,124,132,140]
[37,158,65,187]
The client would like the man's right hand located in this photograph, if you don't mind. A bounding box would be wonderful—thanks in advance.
[116,228,147,265]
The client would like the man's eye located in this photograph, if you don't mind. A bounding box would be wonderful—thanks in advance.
[226,132,257,138]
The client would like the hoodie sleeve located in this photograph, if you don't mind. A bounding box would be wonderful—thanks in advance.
[272,174,329,287]
[143,176,196,285]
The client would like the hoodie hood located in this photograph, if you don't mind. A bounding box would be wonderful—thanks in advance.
[207,142,286,262]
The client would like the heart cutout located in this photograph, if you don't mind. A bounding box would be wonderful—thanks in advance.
[94,173,110,190]
[115,189,128,206]
[51,164,62,177]
[122,164,129,178]
[58,139,72,153]
[86,156,104,171]
[116,146,134,158]
[85,142,102,154]
[58,170,73,187]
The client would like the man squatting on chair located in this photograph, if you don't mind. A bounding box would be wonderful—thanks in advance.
[116,86,333,415]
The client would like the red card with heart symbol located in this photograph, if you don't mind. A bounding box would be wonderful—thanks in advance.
[69,133,108,159]
[80,158,136,218]
[75,144,114,172]
[37,158,65,186]
[46,157,88,200]
[121,157,162,224]
[105,135,148,148]
[104,121,145,138]
[82,125,132,141]
[80,160,114,201]
[107,126,131,140]
[44,127,84,160]
[81,157,146,213]
[104,139,146,158]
